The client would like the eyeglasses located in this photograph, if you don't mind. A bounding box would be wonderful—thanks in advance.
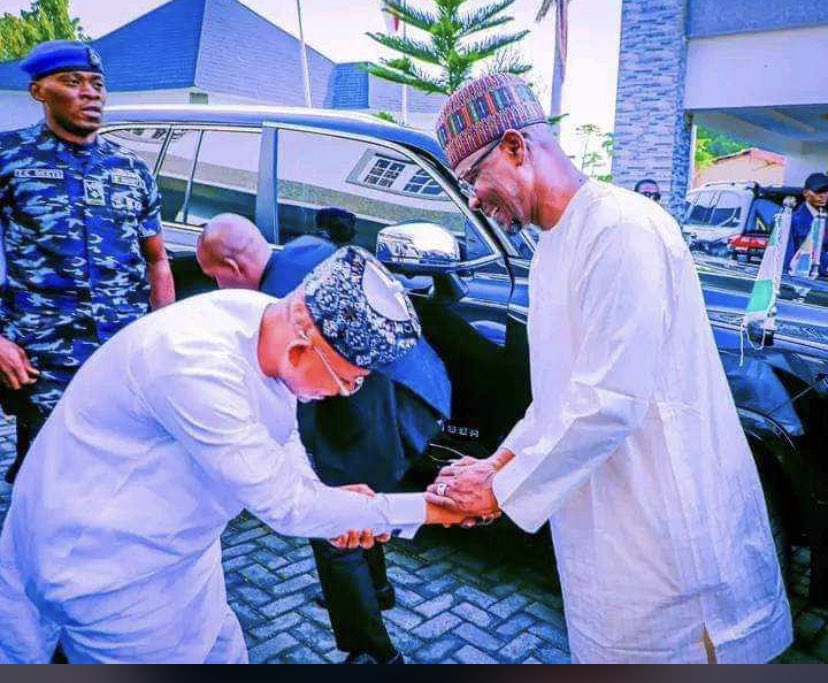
[640,191,661,202]
[311,344,364,397]
[457,136,504,198]
[298,329,364,397]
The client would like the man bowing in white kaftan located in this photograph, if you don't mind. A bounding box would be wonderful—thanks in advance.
[0,247,468,663]
[427,74,792,664]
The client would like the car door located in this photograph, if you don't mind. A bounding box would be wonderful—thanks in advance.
[269,123,517,454]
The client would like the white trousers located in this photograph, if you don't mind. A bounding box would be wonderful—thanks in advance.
[0,557,247,664]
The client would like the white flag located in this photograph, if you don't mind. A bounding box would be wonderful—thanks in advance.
[790,210,827,278]
[743,200,794,329]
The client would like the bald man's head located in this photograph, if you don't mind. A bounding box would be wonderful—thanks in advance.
[197,214,272,290]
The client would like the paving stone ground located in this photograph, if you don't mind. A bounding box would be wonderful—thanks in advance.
[1,416,826,663]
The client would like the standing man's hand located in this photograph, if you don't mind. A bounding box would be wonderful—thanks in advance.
[141,235,176,310]
[0,337,40,390]
[425,450,514,518]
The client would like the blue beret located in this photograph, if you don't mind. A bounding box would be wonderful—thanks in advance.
[303,246,421,369]
[21,40,104,81]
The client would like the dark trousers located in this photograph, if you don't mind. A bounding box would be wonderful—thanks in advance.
[310,539,395,660]
[3,400,47,485]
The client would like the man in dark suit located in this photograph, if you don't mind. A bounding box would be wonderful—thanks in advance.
[784,172,828,277]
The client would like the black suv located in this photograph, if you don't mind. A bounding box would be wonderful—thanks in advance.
[100,106,828,600]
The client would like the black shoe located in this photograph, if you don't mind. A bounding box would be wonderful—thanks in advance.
[375,584,396,611]
[343,650,405,664]
[4,464,18,485]
[314,584,396,611]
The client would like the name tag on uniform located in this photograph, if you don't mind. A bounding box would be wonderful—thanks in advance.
[14,168,65,180]
[84,179,106,206]
[110,171,142,188]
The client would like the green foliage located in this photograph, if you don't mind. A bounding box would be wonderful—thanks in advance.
[694,124,749,168]
[575,123,613,180]
[547,113,569,127]
[365,0,530,96]
[0,0,86,62]
[374,111,399,124]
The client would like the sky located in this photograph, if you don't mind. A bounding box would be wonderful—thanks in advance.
[0,0,622,155]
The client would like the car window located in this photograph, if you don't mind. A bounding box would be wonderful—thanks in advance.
[748,198,781,235]
[684,191,718,226]
[275,129,493,261]
[158,128,261,228]
[156,129,200,224]
[709,191,742,227]
[102,127,167,172]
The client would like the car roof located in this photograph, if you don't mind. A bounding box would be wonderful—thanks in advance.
[690,182,803,199]
[103,104,448,164]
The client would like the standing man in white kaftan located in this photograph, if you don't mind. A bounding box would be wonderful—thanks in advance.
[427,74,792,664]
[0,247,468,663]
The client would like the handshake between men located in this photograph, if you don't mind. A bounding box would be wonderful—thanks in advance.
[329,458,513,550]
[426,450,515,521]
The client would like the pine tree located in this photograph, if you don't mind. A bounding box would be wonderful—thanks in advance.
[0,0,86,62]
[366,0,530,96]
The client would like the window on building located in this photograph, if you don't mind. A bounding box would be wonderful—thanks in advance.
[404,168,445,197]
[363,157,407,188]
[276,129,493,262]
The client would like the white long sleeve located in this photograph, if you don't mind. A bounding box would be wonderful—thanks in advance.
[493,220,674,532]
[144,359,425,540]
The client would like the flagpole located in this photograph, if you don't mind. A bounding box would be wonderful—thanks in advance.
[296,0,312,108]
[401,21,408,126]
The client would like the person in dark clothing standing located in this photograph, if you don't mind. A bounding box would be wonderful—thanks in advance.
[783,172,828,277]
[197,213,451,664]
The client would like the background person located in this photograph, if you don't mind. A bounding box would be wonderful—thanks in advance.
[634,178,661,204]
[0,40,175,484]
[783,172,828,276]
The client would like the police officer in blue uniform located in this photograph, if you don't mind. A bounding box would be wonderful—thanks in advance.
[0,41,176,484]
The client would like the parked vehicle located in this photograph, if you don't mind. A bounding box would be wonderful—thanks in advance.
[683,182,802,261]
[101,106,828,599]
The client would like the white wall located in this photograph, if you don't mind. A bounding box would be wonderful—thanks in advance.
[783,145,828,185]
[685,26,828,110]
[0,88,194,132]
[0,91,41,131]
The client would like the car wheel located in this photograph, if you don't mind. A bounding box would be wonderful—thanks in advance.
[761,475,791,584]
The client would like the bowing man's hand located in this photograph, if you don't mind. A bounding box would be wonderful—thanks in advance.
[329,484,392,550]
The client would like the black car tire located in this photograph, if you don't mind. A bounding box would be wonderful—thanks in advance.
[761,474,791,585]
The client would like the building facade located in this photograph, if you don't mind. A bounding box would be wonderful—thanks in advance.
[693,148,785,188]
[613,0,828,215]
[0,0,444,132]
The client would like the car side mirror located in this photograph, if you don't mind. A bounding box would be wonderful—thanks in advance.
[376,222,461,276]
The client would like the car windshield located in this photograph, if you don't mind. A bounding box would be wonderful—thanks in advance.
[684,190,742,229]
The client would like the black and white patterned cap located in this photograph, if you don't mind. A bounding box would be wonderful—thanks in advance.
[303,246,421,369]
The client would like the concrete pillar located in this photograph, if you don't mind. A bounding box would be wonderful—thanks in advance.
[612,0,692,217]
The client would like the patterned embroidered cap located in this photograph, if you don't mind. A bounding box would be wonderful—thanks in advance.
[21,40,105,81]
[436,73,546,170]
[303,246,421,369]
